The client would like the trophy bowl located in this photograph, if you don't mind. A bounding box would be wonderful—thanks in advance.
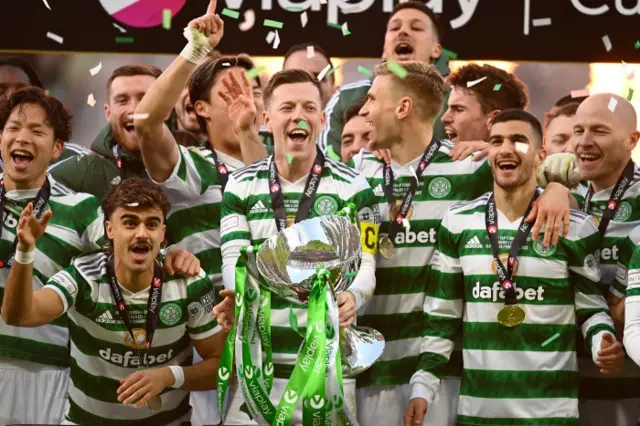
[256,215,385,377]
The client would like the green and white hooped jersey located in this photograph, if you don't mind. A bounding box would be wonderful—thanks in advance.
[157,145,244,287]
[411,193,614,426]
[44,251,220,426]
[572,165,640,400]
[352,143,493,387]
[0,174,103,367]
[220,155,379,380]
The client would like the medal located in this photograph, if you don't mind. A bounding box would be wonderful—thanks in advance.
[497,305,526,327]
[145,394,163,411]
[379,234,395,259]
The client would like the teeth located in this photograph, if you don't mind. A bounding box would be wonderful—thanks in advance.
[12,150,32,157]
[289,130,307,137]
[498,161,517,166]
[580,154,599,160]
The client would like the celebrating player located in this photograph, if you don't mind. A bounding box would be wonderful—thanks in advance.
[405,109,623,426]
[2,178,224,425]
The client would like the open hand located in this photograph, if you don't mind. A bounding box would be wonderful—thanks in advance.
[449,140,489,161]
[16,202,52,252]
[219,70,258,135]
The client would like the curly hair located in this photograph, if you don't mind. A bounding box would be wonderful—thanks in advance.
[102,178,171,221]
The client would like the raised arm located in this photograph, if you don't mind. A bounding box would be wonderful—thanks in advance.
[134,0,224,182]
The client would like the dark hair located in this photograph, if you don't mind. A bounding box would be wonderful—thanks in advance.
[0,87,72,141]
[492,109,543,146]
[0,56,44,89]
[102,178,171,221]
[264,69,323,107]
[555,93,588,107]
[106,64,162,97]
[344,99,366,124]
[284,43,335,82]
[188,54,256,133]
[449,64,528,113]
[544,102,580,130]
[389,1,444,42]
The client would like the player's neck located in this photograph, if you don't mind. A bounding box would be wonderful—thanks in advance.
[275,149,316,183]
[390,123,434,166]
[3,172,47,192]
[591,157,632,193]
[208,129,243,162]
[493,177,538,222]
[114,259,154,294]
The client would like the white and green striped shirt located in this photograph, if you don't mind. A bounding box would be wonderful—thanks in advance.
[220,155,379,379]
[352,144,493,387]
[0,175,103,367]
[45,251,220,426]
[411,192,615,425]
[156,145,244,287]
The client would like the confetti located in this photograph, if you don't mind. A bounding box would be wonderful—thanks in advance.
[126,202,140,207]
[264,19,283,29]
[608,97,618,112]
[300,12,308,27]
[128,113,150,120]
[344,271,357,279]
[341,22,351,36]
[246,66,267,80]
[317,64,332,81]
[87,94,96,107]
[239,10,255,32]
[636,41,640,49]
[162,9,172,29]
[387,61,408,79]
[628,88,635,101]
[273,30,281,49]
[298,120,308,129]
[602,35,612,52]
[325,66,340,79]
[532,18,552,27]
[266,31,276,44]
[402,218,410,231]
[113,23,127,33]
[515,142,529,154]
[286,153,293,164]
[89,62,102,76]
[46,32,63,44]
[571,89,590,98]
[222,8,240,19]
[466,76,487,88]
[307,45,315,58]
[42,0,51,10]
[493,84,502,91]
[287,7,304,12]
[327,21,342,30]
[319,0,327,3]
[357,66,373,77]
[541,332,561,347]
[116,37,134,44]
[441,48,458,59]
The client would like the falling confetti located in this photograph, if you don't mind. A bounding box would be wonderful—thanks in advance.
[264,19,283,29]
[541,332,561,347]
[87,94,96,107]
[222,8,240,19]
[317,64,332,81]
[42,0,51,10]
[246,66,267,80]
[466,76,487,88]
[327,21,342,30]
[602,35,612,52]
[273,30,281,49]
[357,66,373,77]
[628,88,635,101]
[441,48,458,59]
[571,89,590,98]
[325,66,340,79]
[493,84,502,91]
[307,45,315,58]
[298,120,308,129]
[129,113,150,120]
[635,41,640,49]
[300,12,308,28]
[387,61,408,79]
[113,23,127,33]
[125,202,140,207]
[608,97,618,112]
[89,62,102,76]
[44,90,52,96]
[116,37,134,44]
[532,18,552,27]
[162,9,172,29]
[341,22,351,36]
[286,153,293,164]
[239,10,255,32]
[402,218,410,231]
[266,31,276,45]
[46,32,63,44]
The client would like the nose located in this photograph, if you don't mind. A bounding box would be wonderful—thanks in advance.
[134,223,149,240]
[441,108,453,124]
[359,102,369,117]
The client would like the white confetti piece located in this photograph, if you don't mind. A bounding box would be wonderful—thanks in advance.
[409,166,419,183]
[307,45,315,58]
[608,97,618,112]
[319,0,327,4]
[300,12,308,28]
[571,89,590,98]
[46,32,63,44]
[128,113,150,120]
[87,94,96,107]
[113,23,127,33]
[602,35,612,52]
[89,62,102,76]
[466,76,487,88]
[317,64,332,81]
[126,202,139,207]
[42,0,51,10]
[266,31,276,44]
[239,9,255,32]
[532,18,551,27]
[273,30,281,49]
[515,142,529,154]
[402,218,410,231]
[341,22,350,36]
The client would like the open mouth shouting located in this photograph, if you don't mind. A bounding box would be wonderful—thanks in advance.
[287,127,310,146]
[394,41,415,61]
[129,241,152,263]
[445,128,458,142]
[10,148,34,171]
[496,157,520,174]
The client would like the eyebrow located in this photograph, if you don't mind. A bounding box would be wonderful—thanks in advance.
[120,213,162,221]
[7,119,46,129]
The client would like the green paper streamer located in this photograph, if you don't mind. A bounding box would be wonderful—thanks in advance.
[222,8,240,19]
[264,19,283,29]
[162,9,172,29]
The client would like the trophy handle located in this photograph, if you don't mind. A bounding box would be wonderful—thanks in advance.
[339,325,385,378]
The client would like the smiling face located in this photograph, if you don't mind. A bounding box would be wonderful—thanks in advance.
[359,75,403,151]
[382,7,441,63]
[0,103,62,189]
[341,115,371,162]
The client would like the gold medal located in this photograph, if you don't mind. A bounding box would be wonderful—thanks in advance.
[379,234,395,259]
[145,394,163,411]
[497,305,526,327]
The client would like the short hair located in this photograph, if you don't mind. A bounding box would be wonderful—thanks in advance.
[264,69,323,108]
[492,109,543,146]
[344,99,366,124]
[188,54,257,133]
[448,64,529,113]
[544,102,580,130]
[0,87,72,141]
[283,43,335,82]
[389,1,444,42]
[106,64,162,97]
[555,93,587,107]
[373,61,445,120]
[0,56,44,89]
[102,178,171,222]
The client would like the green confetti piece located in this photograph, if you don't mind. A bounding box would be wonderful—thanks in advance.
[264,19,283,29]
[297,120,308,129]
[441,48,459,59]
[628,88,635,101]
[327,21,342,30]
[387,61,408,79]
[44,90,52,96]
[162,9,172,30]
[245,66,266,80]
[357,66,373,77]
[286,153,293,164]
[541,332,561,347]
[635,40,640,49]
[342,24,351,36]
[221,8,240,19]
[344,271,357,279]
[286,6,304,12]
[493,84,502,91]
[325,65,340,79]
[115,37,134,44]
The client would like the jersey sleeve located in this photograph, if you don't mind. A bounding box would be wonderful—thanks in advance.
[77,195,106,251]
[220,173,252,291]
[623,244,640,365]
[565,214,616,359]
[43,265,83,314]
[48,155,91,194]
[186,271,221,340]
[152,145,219,201]
[410,209,464,404]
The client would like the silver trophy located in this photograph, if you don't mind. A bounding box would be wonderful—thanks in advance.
[255,215,385,377]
